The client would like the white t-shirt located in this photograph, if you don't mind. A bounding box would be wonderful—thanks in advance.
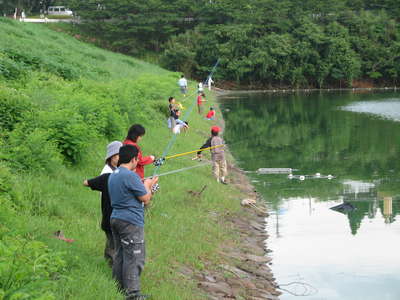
[101,164,114,175]
[178,78,187,87]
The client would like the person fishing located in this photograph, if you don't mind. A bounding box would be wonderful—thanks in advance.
[205,107,215,120]
[108,145,158,300]
[178,74,188,97]
[168,97,178,131]
[197,92,206,114]
[123,124,155,180]
[197,126,227,184]
[82,141,123,265]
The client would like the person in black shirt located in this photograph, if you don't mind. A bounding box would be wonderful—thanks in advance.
[168,97,178,130]
[83,173,114,265]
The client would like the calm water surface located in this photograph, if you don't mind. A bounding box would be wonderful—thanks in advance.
[219,91,400,300]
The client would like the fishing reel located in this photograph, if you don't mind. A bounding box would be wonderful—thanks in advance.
[151,183,160,194]
[153,157,165,167]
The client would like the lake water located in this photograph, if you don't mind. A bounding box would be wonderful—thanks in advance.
[219,91,400,300]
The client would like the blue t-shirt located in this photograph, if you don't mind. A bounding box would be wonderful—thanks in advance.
[108,166,148,227]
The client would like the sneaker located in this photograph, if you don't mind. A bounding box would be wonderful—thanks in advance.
[220,180,228,185]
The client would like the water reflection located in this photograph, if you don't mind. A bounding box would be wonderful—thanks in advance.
[220,91,400,300]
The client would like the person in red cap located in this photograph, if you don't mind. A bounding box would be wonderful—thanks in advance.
[123,124,155,179]
[197,126,227,184]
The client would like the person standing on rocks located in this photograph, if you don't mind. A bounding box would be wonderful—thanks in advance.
[197,126,227,184]
[108,145,158,300]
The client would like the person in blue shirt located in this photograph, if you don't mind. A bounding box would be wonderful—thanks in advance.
[108,145,158,300]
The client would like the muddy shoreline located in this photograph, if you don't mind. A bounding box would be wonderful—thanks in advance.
[187,94,281,300]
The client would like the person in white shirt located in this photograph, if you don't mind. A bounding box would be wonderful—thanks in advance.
[198,82,204,94]
[101,141,123,174]
[207,76,214,90]
[178,75,188,97]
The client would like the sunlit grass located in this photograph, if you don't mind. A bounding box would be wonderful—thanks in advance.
[1,19,243,299]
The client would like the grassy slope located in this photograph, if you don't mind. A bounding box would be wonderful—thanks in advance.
[0,19,242,299]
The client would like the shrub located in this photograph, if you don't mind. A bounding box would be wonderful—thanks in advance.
[0,87,32,132]
[35,109,94,164]
[66,97,127,139]
[0,54,27,80]
[0,163,18,205]
[0,236,66,300]
[3,128,63,173]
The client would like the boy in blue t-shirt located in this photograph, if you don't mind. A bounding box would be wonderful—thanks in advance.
[108,145,158,300]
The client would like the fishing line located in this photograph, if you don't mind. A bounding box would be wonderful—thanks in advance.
[152,59,221,176]
[146,162,211,179]
[277,281,318,297]
[153,144,224,166]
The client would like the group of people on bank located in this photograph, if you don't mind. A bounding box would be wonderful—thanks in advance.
[83,76,226,300]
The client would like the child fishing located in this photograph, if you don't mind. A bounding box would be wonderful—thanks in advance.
[205,107,215,120]
[197,126,227,184]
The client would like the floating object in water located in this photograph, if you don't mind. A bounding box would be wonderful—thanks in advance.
[287,174,336,180]
[330,202,356,213]
[257,168,297,174]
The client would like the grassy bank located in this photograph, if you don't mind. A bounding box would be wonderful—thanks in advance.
[0,18,243,299]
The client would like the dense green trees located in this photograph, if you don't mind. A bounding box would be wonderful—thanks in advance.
[58,1,400,87]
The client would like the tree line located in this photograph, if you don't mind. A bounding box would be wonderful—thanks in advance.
[3,0,400,88]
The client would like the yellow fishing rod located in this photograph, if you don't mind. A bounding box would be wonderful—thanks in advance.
[153,144,224,166]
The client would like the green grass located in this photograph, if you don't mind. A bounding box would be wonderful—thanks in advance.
[0,18,243,299]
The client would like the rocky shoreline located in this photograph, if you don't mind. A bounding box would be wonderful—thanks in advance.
[177,91,281,299]
[192,162,281,300]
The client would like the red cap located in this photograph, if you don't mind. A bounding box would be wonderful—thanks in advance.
[211,126,220,133]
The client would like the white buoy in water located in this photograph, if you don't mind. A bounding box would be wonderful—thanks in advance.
[299,175,305,181]
[288,174,294,179]
[315,173,321,178]
[327,174,333,179]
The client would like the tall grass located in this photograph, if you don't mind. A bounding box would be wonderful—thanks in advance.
[0,19,243,299]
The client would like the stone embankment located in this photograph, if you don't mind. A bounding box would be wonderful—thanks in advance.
[182,161,281,300]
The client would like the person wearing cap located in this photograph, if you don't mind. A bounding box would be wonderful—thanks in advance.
[82,141,122,265]
[123,124,155,180]
[102,141,123,174]
[197,126,227,184]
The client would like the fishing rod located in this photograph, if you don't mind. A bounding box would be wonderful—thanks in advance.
[153,144,225,166]
[146,162,211,180]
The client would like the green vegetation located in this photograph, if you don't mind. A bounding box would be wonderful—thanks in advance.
[31,0,400,88]
[0,19,242,299]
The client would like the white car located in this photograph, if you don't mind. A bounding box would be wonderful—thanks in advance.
[47,6,73,16]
